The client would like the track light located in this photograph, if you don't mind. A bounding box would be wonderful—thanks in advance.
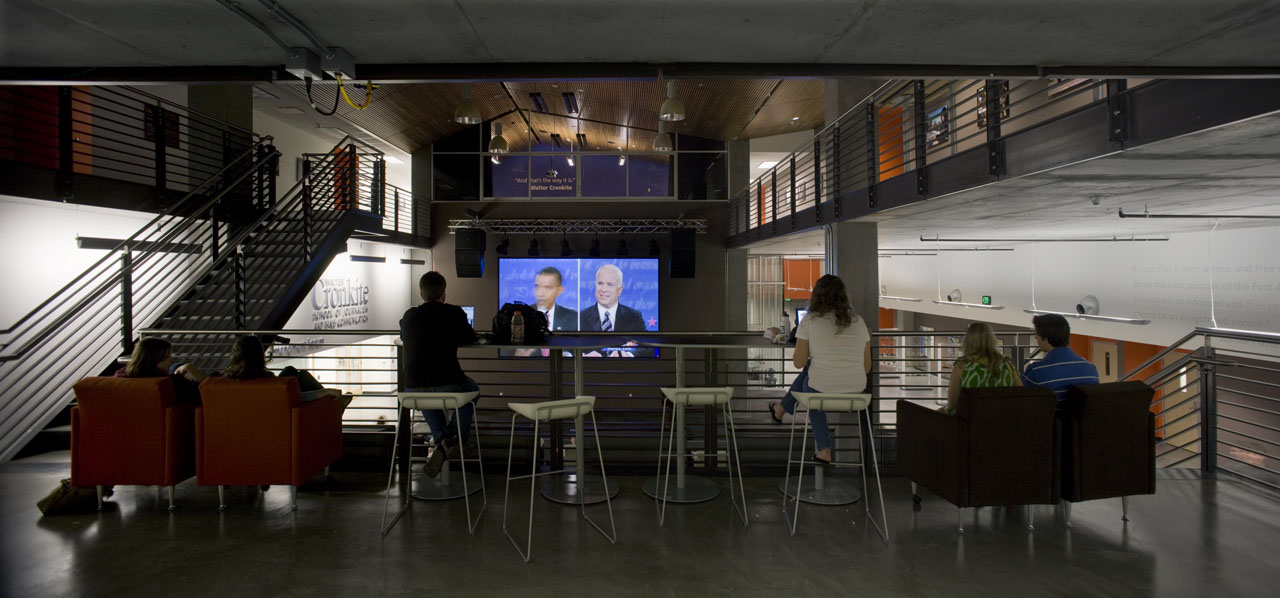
[566,155,574,167]
[946,288,961,303]
[528,239,540,256]
[588,238,601,257]
[648,239,660,257]
[454,84,481,125]
[560,238,573,257]
[1024,308,1150,325]
[616,239,629,256]
[618,155,627,166]
[653,121,673,151]
[1077,295,1100,315]
[495,238,509,255]
[659,80,686,122]
[491,155,501,165]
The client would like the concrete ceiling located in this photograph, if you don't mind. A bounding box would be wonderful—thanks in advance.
[748,108,1280,253]
[3,0,1280,71]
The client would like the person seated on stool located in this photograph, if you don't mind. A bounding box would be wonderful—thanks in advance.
[944,322,1022,413]
[115,337,206,403]
[769,275,871,465]
[400,271,479,478]
[221,335,347,406]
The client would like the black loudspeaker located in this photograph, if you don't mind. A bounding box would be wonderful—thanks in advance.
[669,228,696,278]
[455,228,485,278]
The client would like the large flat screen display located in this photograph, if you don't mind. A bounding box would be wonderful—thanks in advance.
[499,257,659,356]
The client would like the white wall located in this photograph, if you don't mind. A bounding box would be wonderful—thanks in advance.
[0,195,158,327]
[252,109,412,192]
[279,241,427,342]
[879,223,1280,347]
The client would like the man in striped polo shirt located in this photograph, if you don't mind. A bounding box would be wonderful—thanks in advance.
[1023,313,1099,404]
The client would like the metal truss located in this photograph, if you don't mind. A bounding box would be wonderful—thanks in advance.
[447,219,707,235]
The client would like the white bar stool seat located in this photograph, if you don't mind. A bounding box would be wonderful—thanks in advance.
[782,392,889,542]
[381,391,484,536]
[645,387,747,526]
[503,396,616,562]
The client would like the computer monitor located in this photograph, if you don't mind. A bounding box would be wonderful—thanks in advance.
[460,306,475,327]
[796,309,808,325]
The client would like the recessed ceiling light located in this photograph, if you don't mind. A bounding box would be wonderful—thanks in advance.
[275,106,305,115]
[757,161,777,169]
[791,116,800,121]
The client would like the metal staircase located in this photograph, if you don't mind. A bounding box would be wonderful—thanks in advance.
[0,134,388,460]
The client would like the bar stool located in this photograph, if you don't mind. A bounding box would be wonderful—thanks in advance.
[782,392,889,543]
[503,396,616,562]
[381,391,484,536]
[647,387,747,526]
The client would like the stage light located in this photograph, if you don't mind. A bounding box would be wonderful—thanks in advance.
[496,238,509,255]
[560,238,573,257]
[648,239,660,257]
[616,239,629,256]
[528,239,540,256]
[589,238,601,257]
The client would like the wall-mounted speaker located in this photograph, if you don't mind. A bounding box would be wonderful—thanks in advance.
[670,228,696,278]
[455,228,485,278]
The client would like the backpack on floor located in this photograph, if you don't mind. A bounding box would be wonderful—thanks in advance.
[36,479,101,516]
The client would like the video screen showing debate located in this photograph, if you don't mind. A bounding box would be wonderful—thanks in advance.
[498,257,660,356]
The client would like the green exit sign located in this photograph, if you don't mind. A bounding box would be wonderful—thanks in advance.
[981,295,992,305]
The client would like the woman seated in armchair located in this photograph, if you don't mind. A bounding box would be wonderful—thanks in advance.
[115,337,206,403]
[945,322,1021,413]
[223,336,350,408]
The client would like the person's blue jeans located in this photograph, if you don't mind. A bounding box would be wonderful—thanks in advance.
[781,365,832,451]
[407,376,480,445]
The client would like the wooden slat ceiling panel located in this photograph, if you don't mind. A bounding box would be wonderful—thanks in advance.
[289,79,825,153]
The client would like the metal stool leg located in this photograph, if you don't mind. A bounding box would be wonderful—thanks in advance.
[658,399,678,525]
[168,486,175,511]
[462,401,487,533]
[1122,496,1130,522]
[652,398,668,521]
[862,409,889,543]
[727,399,747,527]
[381,412,409,536]
[581,409,617,543]
[784,406,811,536]
[218,485,226,510]
[501,414,517,546]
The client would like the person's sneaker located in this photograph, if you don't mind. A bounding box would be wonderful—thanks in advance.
[444,439,476,461]
[423,445,447,478]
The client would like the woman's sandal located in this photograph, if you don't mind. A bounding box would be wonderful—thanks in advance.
[768,402,784,424]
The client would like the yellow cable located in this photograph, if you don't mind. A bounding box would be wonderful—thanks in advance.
[337,74,374,110]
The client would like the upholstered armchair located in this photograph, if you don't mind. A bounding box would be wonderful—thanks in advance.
[71,376,196,510]
[1059,381,1157,525]
[897,386,1061,532]
[196,377,343,509]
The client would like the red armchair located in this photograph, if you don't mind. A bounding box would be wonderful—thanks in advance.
[196,377,343,509]
[71,376,196,510]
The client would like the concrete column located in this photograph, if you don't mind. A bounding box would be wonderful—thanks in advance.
[833,220,879,332]
[723,247,749,385]
[189,85,254,183]
[726,139,750,202]
[824,79,885,128]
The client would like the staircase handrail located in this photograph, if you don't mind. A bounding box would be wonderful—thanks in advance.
[0,143,280,361]
[1119,326,1280,383]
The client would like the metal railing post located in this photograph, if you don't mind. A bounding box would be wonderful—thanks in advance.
[394,187,401,234]
[771,167,778,234]
[913,80,928,196]
[1107,79,1130,145]
[266,144,278,209]
[210,213,220,263]
[831,124,841,218]
[866,102,878,209]
[375,157,386,216]
[302,159,313,263]
[347,143,359,211]
[120,245,133,354]
[789,154,798,226]
[234,245,247,330]
[812,137,822,223]
[1200,343,1218,474]
[57,86,74,201]
[153,103,167,207]
[985,79,1006,177]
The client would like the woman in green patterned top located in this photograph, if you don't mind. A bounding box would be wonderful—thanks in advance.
[945,322,1021,412]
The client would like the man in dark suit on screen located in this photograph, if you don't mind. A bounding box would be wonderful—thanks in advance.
[533,266,578,331]
[579,263,646,332]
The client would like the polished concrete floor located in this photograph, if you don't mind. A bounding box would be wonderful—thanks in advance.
[3,452,1278,598]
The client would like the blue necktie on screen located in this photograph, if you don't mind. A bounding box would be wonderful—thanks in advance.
[602,311,613,332]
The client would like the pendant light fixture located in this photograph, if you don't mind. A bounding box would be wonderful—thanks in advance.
[488,122,508,154]
[659,80,685,122]
[653,120,673,151]
[454,84,481,125]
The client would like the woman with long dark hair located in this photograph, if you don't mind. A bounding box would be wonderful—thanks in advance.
[769,274,871,465]
[223,336,344,404]
[115,337,206,402]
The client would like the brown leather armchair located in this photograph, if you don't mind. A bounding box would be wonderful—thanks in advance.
[897,386,1061,533]
[1059,381,1156,525]
[196,377,343,510]
[71,376,196,510]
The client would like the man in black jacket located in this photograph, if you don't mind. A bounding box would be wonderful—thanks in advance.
[579,263,646,332]
[400,271,477,477]
[533,266,578,331]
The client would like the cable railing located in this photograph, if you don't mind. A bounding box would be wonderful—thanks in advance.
[728,77,1113,239]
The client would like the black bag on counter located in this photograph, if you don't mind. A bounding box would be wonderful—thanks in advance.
[491,302,551,344]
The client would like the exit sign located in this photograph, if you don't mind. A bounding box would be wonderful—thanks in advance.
[981,295,992,305]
